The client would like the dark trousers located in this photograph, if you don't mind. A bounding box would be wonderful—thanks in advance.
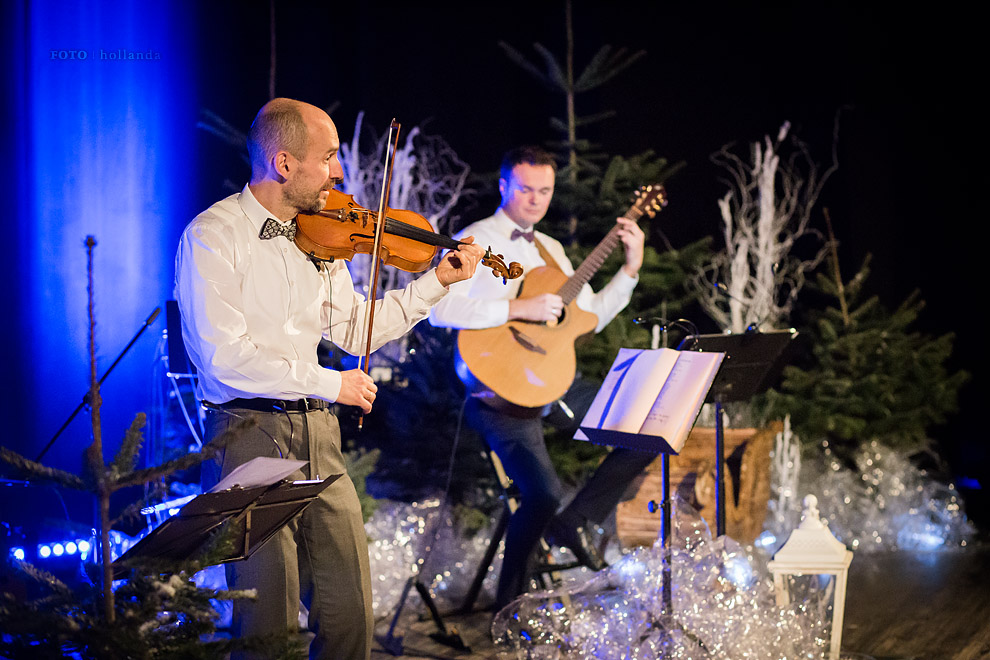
[465,380,656,608]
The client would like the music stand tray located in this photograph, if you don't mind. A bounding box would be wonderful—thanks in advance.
[677,329,798,535]
[112,475,341,578]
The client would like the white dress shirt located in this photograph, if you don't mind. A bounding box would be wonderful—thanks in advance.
[429,208,637,332]
[175,184,449,405]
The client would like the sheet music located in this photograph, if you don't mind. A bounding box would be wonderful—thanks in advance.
[639,351,723,444]
[581,347,635,429]
[600,348,680,432]
[577,347,725,455]
[209,457,308,493]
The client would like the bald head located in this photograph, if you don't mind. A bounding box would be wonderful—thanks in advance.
[245,98,343,218]
[247,98,329,179]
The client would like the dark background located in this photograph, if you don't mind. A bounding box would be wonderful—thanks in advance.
[195,0,986,510]
[2,1,986,531]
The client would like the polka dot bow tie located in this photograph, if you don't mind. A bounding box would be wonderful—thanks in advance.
[259,217,297,241]
[510,228,535,243]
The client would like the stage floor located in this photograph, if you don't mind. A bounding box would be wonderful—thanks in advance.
[371,546,990,660]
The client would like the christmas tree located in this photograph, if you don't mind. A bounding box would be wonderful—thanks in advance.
[0,237,304,659]
[766,247,968,462]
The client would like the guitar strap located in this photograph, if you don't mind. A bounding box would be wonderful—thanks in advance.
[533,236,564,274]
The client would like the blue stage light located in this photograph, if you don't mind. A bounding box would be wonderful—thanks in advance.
[65,541,78,555]
[78,539,91,553]
[38,544,52,559]
[11,547,25,561]
[52,543,65,557]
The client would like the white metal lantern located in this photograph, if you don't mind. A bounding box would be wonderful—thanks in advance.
[767,494,854,660]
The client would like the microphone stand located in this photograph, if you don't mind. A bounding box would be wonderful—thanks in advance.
[35,307,161,462]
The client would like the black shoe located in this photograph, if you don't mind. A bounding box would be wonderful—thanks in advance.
[546,520,607,571]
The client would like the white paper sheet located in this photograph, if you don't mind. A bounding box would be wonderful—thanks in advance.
[209,456,308,493]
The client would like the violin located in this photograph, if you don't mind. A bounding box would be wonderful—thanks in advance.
[295,189,523,283]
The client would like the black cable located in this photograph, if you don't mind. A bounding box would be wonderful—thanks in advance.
[632,316,701,348]
[668,318,700,342]
[272,404,295,460]
[201,403,285,459]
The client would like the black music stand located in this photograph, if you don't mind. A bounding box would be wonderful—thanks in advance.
[677,329,798,536]
[112,474,341,578]
[575,347,727,614]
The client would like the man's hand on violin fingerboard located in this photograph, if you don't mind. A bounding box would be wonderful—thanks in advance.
[436,237,485,287]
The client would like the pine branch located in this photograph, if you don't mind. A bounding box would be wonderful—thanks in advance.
[572,109,619,128]
[112,445,218,491]
[10,561,74,599]
[533,42,567,90]
[111,418,247,491]
[574,45,646,91]
[110,413,147,478]
[0,446,86,490]
[497,40,554,89]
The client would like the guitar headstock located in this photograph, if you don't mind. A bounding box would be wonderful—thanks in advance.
[630,183,668,220]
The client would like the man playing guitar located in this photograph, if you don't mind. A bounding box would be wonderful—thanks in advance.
[429,146,658,610]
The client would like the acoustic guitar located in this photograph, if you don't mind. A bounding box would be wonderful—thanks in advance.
[455,184,668,416]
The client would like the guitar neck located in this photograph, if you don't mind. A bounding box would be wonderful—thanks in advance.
[557,206,644,304]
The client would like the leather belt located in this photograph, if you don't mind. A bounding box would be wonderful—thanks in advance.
[215,397,329,413]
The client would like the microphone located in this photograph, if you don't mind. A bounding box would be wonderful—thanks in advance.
[633,316,700,349]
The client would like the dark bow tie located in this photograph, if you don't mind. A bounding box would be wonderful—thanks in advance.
[259,217,297,241]
[511,228,535,243]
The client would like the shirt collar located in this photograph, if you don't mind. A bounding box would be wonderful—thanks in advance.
[238,184,288,233]
[492,207,538,239]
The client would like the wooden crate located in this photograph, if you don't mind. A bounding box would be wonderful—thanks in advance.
[616,422,781,547]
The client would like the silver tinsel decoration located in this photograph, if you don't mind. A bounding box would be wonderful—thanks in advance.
[762,438,975,553]
[193,436,975,650]
[366,497,504,619]
[492,497,827,659]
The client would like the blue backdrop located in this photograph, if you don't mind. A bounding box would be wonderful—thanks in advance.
[3,0,196,475]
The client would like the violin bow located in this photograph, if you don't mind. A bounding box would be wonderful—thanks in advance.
[357,118,401,430]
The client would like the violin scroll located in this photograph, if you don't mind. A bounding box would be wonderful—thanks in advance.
[481,248,524,284]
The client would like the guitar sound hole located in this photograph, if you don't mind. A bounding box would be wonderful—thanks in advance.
[546,307,565,328]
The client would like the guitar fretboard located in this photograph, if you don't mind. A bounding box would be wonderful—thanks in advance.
[558,206,645,304]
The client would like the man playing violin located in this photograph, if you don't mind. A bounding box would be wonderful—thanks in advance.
[429,146,657,610]
[175,98,485,660]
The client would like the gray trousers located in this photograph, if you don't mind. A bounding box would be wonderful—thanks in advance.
[206,406,373,660]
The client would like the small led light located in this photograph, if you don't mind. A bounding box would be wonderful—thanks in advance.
[52,543,65,557]
[11,547,25,561]
[39,545,52,558]
[78,539,91,553]
[65,541,78,555]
